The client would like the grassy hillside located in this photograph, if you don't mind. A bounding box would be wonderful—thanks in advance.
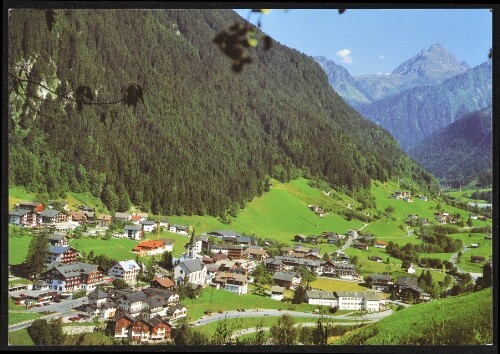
[336,288,493,345]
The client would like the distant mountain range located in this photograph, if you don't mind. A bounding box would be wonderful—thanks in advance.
[408,106,492,187]
[315,44,492,153]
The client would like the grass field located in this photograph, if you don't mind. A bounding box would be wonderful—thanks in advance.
[443,188,491,204]
[310,278,369,292]
[8,328,35,346]
[9,312,41,326]
[336,287,493,345]
[182,287,320,321]
[8,235,32,265]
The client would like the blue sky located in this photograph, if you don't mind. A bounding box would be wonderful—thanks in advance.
[235,9,492,76]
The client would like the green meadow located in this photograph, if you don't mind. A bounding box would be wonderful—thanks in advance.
[8,329,35,346]
[182,287,318,321]
[336,288,493,345]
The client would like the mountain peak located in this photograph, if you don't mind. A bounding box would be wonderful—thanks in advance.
[391,43,469,81]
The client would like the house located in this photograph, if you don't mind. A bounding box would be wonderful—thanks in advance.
[40,210,67,224]
[246,246,268,261]
[165,305,187,321]
[270,286,285,301]
[470,243,480,248]
[471,255,485,263]
[207,230,242,239]
[108,260,141,284]
[294,234,307,243]
[150,277,175,291]
[352,242,369,251]
[9,209,39,227]
[374,240,387,249]
[42,262,104,293]
[133,212,149,220]
[114,212,132,222]
[123,225,143,240]
[159,219,169,228]
[469,214,478,220]
[272,272,301,290]
[368,255,383,263]
[407,263,416,274]
[347,230,358,238]
[47,245,79,264]
[97,214,112,228]
[114,311,172,343]
[133,240,168,256]
[68,211,87,223]
[78,205,94,212]
[173,259,207,287]
[420,195,428,201]
[48,233,69,247]
[403,197,414,203]
[396,276,424,302]
[141,220,157,233]
[367,274,393,292]
[162,239,175,252]
[18,201,44,213]
[332,263,357,279]
[305,290,338,307]
[86,287,117,319]
[335,291,382,312]
[131,215,143,225]
[32,280,51,291]
[210,244,247,259]
[213,272,248,295]
[484,235,492,240]
[272,256,322,274]
[265,258,284,273]
[84,211,95,221]
[169,224,189,235]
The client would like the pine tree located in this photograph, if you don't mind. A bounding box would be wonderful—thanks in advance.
[25,229,50,279]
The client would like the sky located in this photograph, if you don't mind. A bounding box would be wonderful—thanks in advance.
[234,8,492,76]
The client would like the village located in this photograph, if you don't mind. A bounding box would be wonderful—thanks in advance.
[8,190,492,344]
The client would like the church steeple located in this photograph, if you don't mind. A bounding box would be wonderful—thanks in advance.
[188,228,196,258]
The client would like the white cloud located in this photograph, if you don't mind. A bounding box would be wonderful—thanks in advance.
[336,49,352,64]
[378,54,386,59]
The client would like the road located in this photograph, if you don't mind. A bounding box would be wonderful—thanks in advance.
[190,308,393,327]
[449,246,482,282]
[9,297,88,332]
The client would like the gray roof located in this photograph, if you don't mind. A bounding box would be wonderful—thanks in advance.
[369,274,392,282]
[145,297,164,308]
[40,210,62,218]
[142,287,176,299]
[208,230,242,238]
[48,233,67,241]
[50,262,99,278]
[273,272,299,282]
[48,245,74,255]
[9,209,31,216]
[88,287,109,300]
[397,276,418,287]
[115,212,131,219]
[235,236,251,243]
[275,256,321,267]
[211,244,244,250]
[271,286,285,293]
[333,262,355,270]
[265,258,283,266]
[306,290,337,300]
[124,225,142,231]
[121,292,148,303]
[178,259,205,273]
[141,220,156,225]
[336,291,380,301]
[19,201,41,207]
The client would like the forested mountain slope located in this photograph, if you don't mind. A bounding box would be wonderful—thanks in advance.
[408,106,492,187]
[8,9,438,216]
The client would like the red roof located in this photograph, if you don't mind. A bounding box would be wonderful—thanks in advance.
[133,240,165,252]
[152,277,175,288]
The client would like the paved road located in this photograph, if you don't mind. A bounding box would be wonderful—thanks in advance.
[190,308,393,327]
[449,246,482,282]
[9,297,89,332]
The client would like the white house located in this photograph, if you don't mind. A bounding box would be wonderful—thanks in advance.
[335,291,382,312]
[123,225,143,240]
[169,224,189,235]
[108,260,141,284]
[141,220,157,233]
[305,290,338,307]
[173,259,207,287]
[270,286,285,301]
[407,263,416,274]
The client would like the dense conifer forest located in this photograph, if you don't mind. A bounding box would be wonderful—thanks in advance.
[8,9,439,216]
